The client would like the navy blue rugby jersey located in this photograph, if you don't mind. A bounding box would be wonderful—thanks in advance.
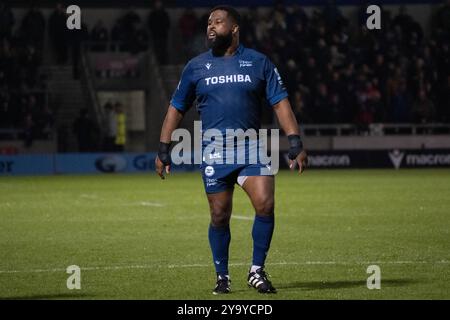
[170,44,288,134]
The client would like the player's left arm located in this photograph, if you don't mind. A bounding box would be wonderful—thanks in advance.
[273,98,308,173]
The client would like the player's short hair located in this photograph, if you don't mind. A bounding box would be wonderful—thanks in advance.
[210,5,241,26]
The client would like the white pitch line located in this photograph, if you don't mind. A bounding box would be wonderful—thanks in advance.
[0,260,449,275]
[139,202,164,207]
[231,215,253,221]
[80,194,99,200]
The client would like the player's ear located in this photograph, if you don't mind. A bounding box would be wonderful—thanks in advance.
[232,24,239,35]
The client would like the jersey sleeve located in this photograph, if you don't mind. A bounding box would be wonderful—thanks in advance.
[264,57,289,106]
[170,61,196,112]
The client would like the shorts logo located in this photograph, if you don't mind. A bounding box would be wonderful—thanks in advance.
[209,152,221,160]
[204,166,215,177]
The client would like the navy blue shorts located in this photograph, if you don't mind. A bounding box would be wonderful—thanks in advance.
[201,163,273,194]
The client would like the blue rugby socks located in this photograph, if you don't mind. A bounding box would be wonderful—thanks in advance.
[208,224,231,277]
[209,215,274,277]
[251,215,275,268]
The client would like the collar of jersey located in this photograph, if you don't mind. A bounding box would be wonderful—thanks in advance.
[208,44,244,58]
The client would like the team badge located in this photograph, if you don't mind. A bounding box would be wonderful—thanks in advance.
[204,166,215,177]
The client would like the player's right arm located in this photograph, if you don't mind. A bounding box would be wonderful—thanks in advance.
[155,61,196,180]
[155,105,184,179]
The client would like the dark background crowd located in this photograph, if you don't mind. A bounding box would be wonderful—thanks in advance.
[1,0,449,146]
[177,1,450,126]
[0,1,53,145]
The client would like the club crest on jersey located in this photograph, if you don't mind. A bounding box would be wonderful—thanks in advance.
[205,74,252,85]
[205,63,212,70]
[239,60,253,67]
[204,166,215,177]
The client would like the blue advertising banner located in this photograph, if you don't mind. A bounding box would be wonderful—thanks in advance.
[0,153,198,176]
[0,155,54,175]
[1,149,449,176]
[55,153,153,174]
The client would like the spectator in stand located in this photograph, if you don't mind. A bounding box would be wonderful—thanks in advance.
[114,103,126,152]
[90,20,109,51]
[312,82,331,123]
[69,22,89,79]
[322,0,346,30]
[121,6,142,52]
[20,4,45,58]
[21,44,40,87]
[368,78,385,122]
[139,22,152,52]
[284,59,298,95]
[303,56,320,86]
[178,8,199,59]
[111,17,127,51]
[102,101,117,152]
[239,7,258,48]
[148,0,170,64]
[287,4,309,31]
[291,90,309,123]
[122,6,141,34]
[437,75,450,123]
[391,80,412,123]
[48,3,68,64]
[412,89,436,124]
[40,104,55,138]
[356,104,374,134]
[329,45,345,68]
[432,0,450,40]
[329,93,345,123]
[0,1,14,40]
[73,108,96,152]
[22,111,34,147]
[0,88,10,128]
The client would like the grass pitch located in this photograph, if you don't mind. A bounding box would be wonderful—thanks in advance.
[0,169,449,300]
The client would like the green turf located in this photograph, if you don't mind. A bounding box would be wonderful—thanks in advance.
[0,169,449,299]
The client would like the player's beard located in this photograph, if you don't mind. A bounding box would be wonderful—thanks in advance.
[207,31,233,56]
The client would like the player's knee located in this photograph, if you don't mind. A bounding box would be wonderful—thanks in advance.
[210,211,231,227]
[255,197,274,216]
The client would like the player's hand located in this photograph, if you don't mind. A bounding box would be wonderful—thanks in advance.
[155,155,170,180]
[289,150,308,174]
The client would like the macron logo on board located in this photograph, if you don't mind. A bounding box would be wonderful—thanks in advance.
[389,149,404,169]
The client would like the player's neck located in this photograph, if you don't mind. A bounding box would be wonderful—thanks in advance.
[212,39,240,57]
[223,42,240,57]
